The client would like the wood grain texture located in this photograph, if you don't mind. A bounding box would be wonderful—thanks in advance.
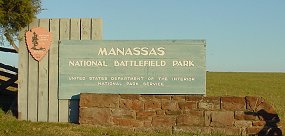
[27,19,39,121]
[38,19,49,122]
[48,18,59,122]
[18,26,29,120]
[58,18,71,122]
[59,18,70,40]
[80,18,91,40]
[91,18,103,40]
[70,18,80,40]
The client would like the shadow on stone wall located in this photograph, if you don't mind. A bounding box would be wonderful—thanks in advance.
[245,109,282,136]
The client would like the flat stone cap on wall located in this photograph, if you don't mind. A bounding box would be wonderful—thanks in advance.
[79,94,282,135]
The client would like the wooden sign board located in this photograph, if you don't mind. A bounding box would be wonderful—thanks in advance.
[59,40,206,99]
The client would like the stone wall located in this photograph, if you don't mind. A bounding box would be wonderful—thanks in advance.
[79,94,282,135]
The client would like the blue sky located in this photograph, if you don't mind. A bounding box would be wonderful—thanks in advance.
[1,0,285,72]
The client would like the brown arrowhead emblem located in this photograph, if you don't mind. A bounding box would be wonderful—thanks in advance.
[25,27,52,61]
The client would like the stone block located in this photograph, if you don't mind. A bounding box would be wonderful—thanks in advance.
[178,101,197,110]
[136,111,156,120]
[154,95,172,100]
[112,117,142,127]
[245,96,276,114]
[205,111,211,126]
[246,127,263,135]
[119,99,143,111]
[245,96,262,111]
[156,110,165,115]
[185,95,204,102]
[165,110,182,115]
[162,101,179,111]
[177,111,204,126]
[144,100,161,111]
[234,120,252,128]
[198,97,220,110]
[141,95,154,100]
[185,96,203,102]
[235,111,257,120]
[252,121,266,126]
[172,95,186,101]
[80,93,119,108]
[79,107,111,126]
[206,111,234,127]
[152,116,176,127]
[120,94,140,100]
[111,109,135,119]
[221,96,246,110]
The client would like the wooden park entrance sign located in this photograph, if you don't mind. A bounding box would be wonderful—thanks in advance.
[17,18,283,136]
[18,18,205,123]
[59,40,206,99]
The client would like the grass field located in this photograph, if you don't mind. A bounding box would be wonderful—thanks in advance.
[207,72,285,122]
[0,72,284,136]
[207,72,285,135]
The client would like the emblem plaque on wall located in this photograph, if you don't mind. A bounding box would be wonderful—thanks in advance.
[25,27,52,61]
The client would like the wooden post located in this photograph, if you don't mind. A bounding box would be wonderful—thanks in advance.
[48,18,60,122]
[58,18,71,122]
[37,19,50,122]
[18,26,29,120]
[27,19,39,121]
[18,18,102,122]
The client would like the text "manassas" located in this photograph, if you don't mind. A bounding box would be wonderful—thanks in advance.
[98,47,165,56]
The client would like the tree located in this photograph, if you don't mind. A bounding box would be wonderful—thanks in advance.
[0,0,42,53]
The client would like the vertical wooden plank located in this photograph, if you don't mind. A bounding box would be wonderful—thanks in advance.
[68,18,82,123]
[27,19,39,121]
[58,18,70,122]
[70,18,80,40]
[37,19,49,122]
[80,18,91,40]
[18,26,29,120]
[48,18,59,122]
[59,18,70,40]
[91,18,103,40]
